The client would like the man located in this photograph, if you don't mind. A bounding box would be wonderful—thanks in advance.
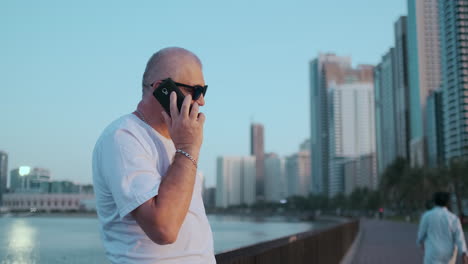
[417,192,468,264]
[92,47,215,263]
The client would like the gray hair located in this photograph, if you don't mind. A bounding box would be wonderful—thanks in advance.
[141,47,202,96]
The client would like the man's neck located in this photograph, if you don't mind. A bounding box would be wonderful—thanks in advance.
[136,102,171,140]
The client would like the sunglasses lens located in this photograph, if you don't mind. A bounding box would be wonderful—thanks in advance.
[193,87,204,100]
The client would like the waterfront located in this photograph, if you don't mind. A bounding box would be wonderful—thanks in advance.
[0,215,331,263]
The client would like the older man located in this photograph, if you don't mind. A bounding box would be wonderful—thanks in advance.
[417,192,468,264]
[92,47,215,263]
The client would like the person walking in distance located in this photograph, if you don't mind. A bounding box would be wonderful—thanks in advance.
[417,192,468,264]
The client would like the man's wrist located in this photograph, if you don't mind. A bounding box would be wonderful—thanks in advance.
[176,149,198,168]
[174,144,199,159]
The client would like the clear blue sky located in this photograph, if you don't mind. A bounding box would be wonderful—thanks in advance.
[0,0,406,188]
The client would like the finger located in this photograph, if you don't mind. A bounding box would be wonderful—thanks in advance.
[190,102,199,119]
[180,94,192,117]
[161,111,172,128]
[170,92,179,117]
[197,112,206,124]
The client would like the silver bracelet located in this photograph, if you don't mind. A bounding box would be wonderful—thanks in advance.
[176,149,197,168]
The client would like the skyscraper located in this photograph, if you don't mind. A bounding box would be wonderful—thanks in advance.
[216,156,256,208]
[438,0,468,161]
[264,153,287,202]
[344,153,377,195]
[328,82,376,197]
[394,16,411,160]
[0,151,7,206]
[250,123,264,200]
[407,0,441,166]
[310,53,374,196]
[285,151,311,197]
[425,89,444,167]
[374,49,398,175]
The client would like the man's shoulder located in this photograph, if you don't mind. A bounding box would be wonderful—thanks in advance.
[96,114,143,144]
[423,208,440,218]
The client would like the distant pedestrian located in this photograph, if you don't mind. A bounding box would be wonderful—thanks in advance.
[417,192,468,264]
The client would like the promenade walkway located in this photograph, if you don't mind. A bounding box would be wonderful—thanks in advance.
[352,219,423,263]
[351,219,468,264]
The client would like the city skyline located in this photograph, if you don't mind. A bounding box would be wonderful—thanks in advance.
[0,1,407,188]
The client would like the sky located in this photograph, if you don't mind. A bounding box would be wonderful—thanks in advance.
[0,0,406,188]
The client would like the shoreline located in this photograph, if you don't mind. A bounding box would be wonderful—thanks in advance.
[0,211,98,218]
[0,211,346,225]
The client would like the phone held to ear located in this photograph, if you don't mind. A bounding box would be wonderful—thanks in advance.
[153,78,186,117]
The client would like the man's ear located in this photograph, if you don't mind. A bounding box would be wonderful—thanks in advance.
[152,81,163,91]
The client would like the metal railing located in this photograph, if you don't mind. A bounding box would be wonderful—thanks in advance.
[215,219,359,264]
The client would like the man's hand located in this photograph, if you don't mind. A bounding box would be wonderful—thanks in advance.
[462,253,468,264]
[162,92,205,159]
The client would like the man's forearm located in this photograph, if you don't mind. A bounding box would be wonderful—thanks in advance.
[153,152,199,236]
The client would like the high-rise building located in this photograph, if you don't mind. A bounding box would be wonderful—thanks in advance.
[216,156,256,208]
[250,123,265,200]
[394,16,411,160]
[407,0,441,166]
[310,54,373,196]
[425,89,444,167]
[0,151,8,205]
[285,151,311,197]
[344,153,377,195]
[374,49,398,175]
[438,0,468,161]
[328,82,376,197]
[264,153,287,202]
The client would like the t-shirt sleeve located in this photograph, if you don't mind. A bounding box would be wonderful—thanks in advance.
[100,128,162,220]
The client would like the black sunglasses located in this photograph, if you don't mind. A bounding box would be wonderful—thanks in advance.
[152,79,207,100]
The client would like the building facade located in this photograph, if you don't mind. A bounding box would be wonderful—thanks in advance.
[344,154,377,195]
[285,151,311,197]
[328,82,376,197]
[426,89,445,167]
[251,123,265,200]
[10,167,51,193]
[264,153,287,202]
[0,151,7,206]
[3,193,94,212]
[394,16,411,160]
[310,54,373,196]
[438,0,468,161]
[407,0,441,166]
[216,156,256,208]
[374,49,398,175]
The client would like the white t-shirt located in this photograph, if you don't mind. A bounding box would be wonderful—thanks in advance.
[92,114,215,264]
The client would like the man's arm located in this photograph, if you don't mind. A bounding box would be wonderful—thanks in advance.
[417,212,428,247]
[453,217,467,260]
[131,154,198,244]
[131,93,205,245]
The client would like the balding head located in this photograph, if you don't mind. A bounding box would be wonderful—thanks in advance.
[142,47,203,96]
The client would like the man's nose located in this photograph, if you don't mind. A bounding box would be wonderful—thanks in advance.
[194,94,205,106]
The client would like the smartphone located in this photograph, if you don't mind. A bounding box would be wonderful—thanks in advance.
[153,78,186,117]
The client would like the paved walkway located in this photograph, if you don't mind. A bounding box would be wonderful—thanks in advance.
[351,219,468,264]
[352,219,424,264]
